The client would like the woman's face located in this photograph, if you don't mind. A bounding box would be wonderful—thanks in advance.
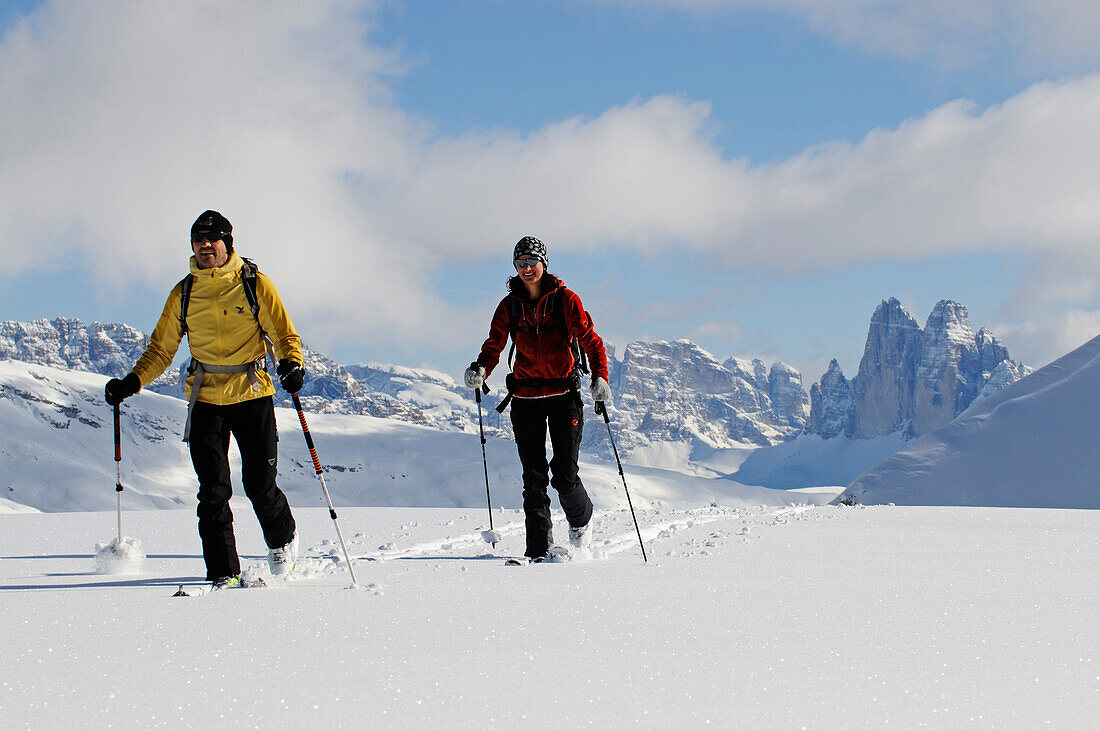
[514,256,544,287]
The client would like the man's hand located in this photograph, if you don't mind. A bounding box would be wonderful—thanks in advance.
[105,373,140,406]
[277,359,305,394]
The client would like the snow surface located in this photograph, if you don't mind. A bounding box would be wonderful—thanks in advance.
[92,536,145,575]
[3,357,1099,726]
[843,332,1100,508]
[2,505,1097,728]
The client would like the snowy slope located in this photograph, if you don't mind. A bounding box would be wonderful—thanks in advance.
[840,333,1100,508]
[0,360,828,514]
[1,505,1097,728]
[729,431,911,490]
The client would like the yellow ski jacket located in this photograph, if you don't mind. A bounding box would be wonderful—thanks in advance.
[131,252,303,405]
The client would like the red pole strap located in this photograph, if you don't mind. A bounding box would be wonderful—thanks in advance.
[292,394,323,474]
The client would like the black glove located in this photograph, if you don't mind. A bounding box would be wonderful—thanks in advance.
[105,373,140,406]
[277,359,305,394]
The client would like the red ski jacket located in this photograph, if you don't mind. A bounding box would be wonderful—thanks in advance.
[477,274,609,399]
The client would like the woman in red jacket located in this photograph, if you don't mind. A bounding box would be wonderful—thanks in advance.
[466,237,613,561]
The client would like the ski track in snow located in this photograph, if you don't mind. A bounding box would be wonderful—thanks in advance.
[335,504,822,566]
[161,502,830,600]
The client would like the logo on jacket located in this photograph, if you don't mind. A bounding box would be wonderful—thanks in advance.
[236,306,246,314]
[572,418,579,427]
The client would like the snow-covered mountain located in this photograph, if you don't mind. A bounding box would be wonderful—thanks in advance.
[1,317,503,437]
[837,331,1100,509]
[0,318,810,459]
[727,299,1033,491]
[0,301,1033,494]
[0,359,825,514]
[0,317,155,383]
[808,298,1031,440]
[606,340,809,453]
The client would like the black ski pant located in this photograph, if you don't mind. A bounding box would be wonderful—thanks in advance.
[188,396,296,581]
[510,393,594,558]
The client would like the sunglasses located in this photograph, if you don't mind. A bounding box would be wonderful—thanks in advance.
[191,231,226,244]
[514,257,541,269]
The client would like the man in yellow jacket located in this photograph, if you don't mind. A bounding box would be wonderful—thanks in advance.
[105,210,305,587]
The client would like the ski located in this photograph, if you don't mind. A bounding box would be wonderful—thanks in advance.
[171,574,267,597]
[505,545,574,565]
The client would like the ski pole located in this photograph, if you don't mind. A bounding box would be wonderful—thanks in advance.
[291,392,358,587]
[595,401,647,562]
[113,404,124,543]
[473,379,496,547]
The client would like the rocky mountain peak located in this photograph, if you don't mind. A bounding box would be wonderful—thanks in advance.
[812,299,1030,441]
[1,317,150,379]
[809,359,855,439]
[611,340,807,450]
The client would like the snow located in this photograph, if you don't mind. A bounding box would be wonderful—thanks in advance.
[92,536,146,575]
[2,505,1097,727]
[3,352,1100,725]
[843,332,1100,508]
[730,431,911,490]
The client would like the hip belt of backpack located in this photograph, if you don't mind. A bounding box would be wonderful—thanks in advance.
[182,355,270,442]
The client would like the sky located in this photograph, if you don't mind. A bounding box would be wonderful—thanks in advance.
[2,0,1100,384]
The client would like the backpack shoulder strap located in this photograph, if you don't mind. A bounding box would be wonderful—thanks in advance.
[239,257,277,366]
[506,298,521,369]
[239,257,261,321]
[552,287,589,376]
[178,275,194,335]
[507,297,521,338]
[549,288,568,339]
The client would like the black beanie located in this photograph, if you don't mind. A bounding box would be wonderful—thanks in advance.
[191,210,234,253]
[513,236,547,267]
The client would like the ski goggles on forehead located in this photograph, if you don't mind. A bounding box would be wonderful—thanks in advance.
[514,257,541,269]
[191,231,226,244]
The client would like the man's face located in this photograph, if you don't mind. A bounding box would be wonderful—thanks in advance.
[191,233,229,269]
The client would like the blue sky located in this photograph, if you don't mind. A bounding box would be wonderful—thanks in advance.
[2,1,1099,383]
[371,2,1018,162]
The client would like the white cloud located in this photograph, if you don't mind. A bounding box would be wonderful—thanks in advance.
[683,319,747,347]
[996,308,1100,368]
[3,0,1099,370]
[382,76,1100,289]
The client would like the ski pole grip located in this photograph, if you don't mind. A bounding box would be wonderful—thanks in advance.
[113,404,121,462]
[469,362,491,395]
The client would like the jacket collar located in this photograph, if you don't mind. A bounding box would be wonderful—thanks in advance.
[190,251,244,278]
[508,272,563,303]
